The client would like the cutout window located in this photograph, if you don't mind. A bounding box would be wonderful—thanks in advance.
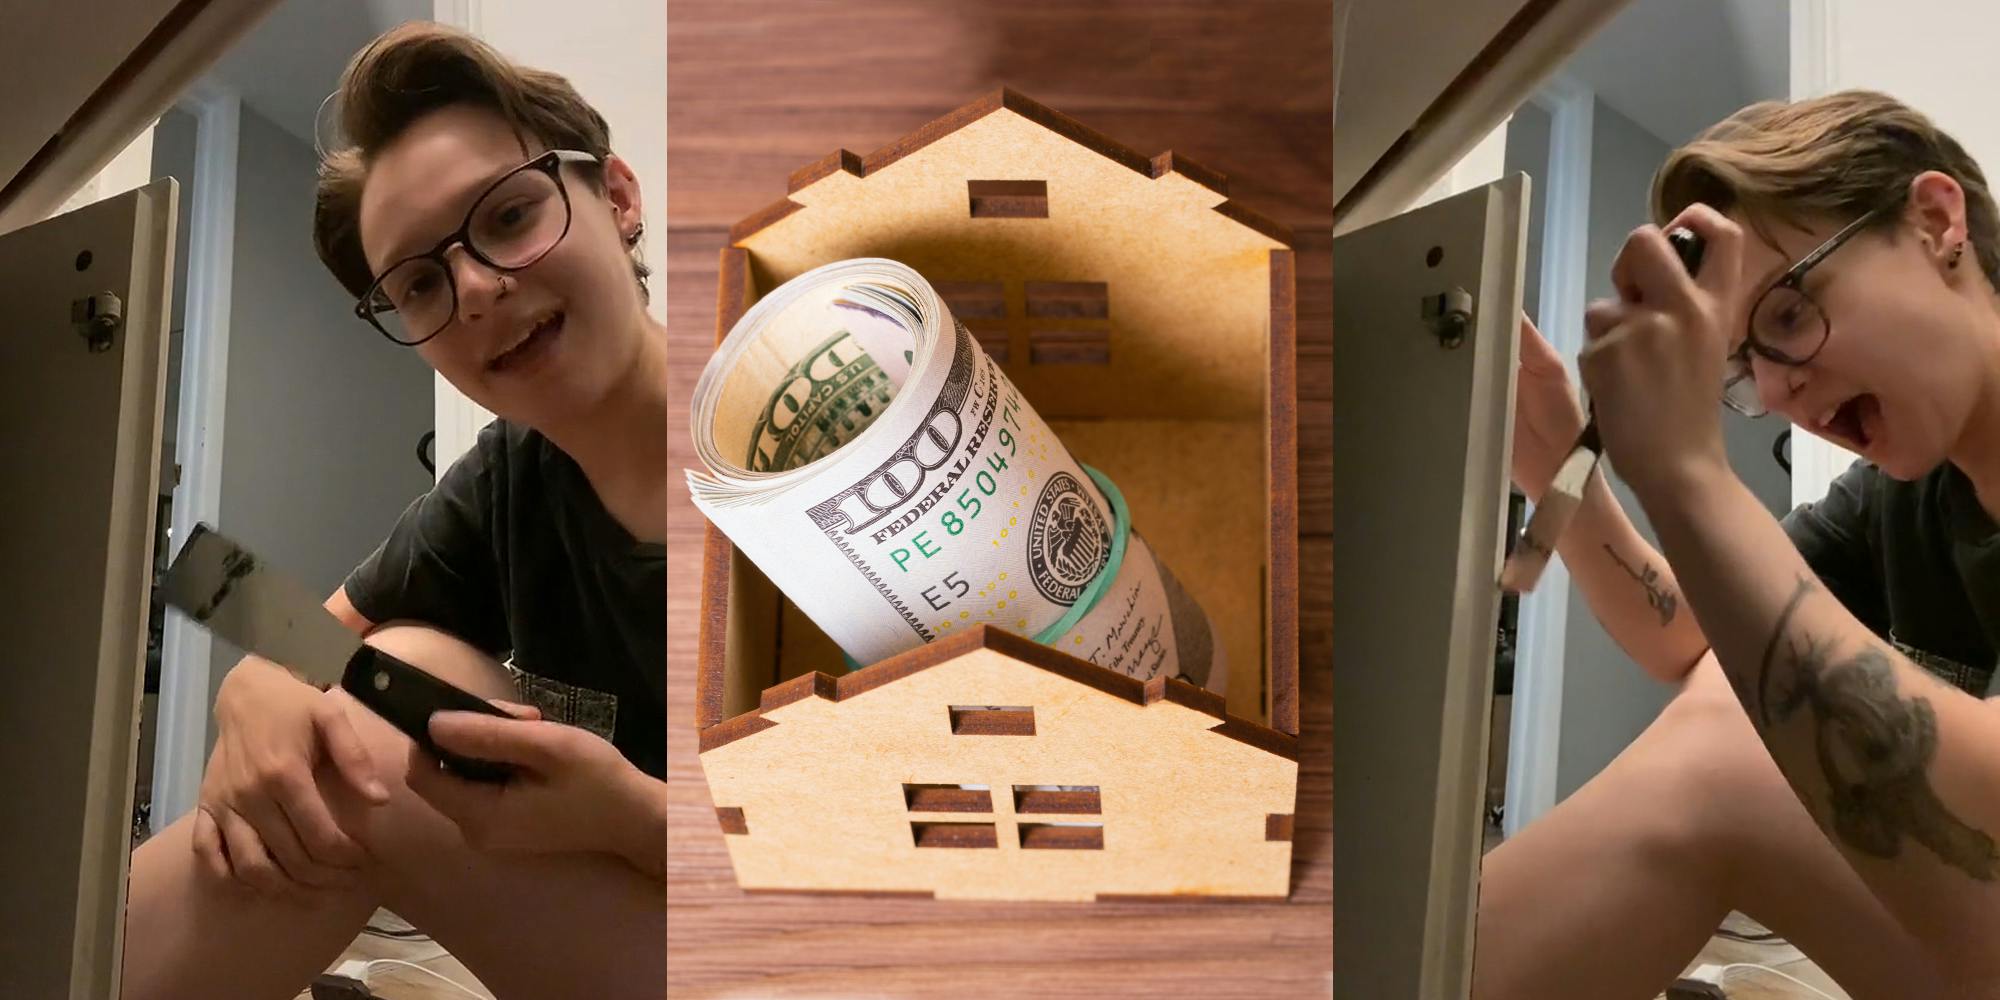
[935,281,1011,363]
[716,806,748,835]
[1013,785,1101,814]
[1019,822,1104,850]
[934,281,1006,319]
[1025,281,1111,365]
[968,179,1048,218]
[1028,328,1110,366]
[949,706,1035,736]
[903,783,994,812]
[1266,813,1294,842]
[912,821,999,849]
[967,323,1011,363]
[1024,281,1108,319]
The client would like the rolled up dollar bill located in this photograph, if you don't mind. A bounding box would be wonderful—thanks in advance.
[689,258,1227,694]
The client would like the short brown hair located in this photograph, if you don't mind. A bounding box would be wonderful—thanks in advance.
[312,22,648,301]
[1652,89,2000,289]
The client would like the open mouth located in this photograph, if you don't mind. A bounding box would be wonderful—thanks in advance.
[1817,393,1879,451]
[488,310,564,373]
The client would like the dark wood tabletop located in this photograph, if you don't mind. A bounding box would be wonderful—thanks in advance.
[666,3,1333,996]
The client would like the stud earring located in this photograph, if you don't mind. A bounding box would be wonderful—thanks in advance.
[1951,243,1966,269]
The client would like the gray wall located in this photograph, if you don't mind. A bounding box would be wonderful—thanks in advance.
[1553,99,1791,800]
[206,107,434,725]
[1503,101,1552,327]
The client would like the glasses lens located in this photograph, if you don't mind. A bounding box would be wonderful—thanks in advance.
[1720,346,1766,416]
[1749,284,1827,363]
[469,166,568,269]
[365,258,452,345]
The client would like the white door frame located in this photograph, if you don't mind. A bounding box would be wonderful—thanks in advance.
[1502,73,1593,837]
[1786,0,1856,509]
[150,80,240,833]
[430,0,496,477]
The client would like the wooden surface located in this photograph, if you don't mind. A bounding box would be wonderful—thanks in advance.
[667,2,1332,995]
[699,639,1297,901]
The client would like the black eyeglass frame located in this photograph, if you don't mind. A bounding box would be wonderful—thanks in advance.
[354,148,601,346]
[1723,200,1899,415]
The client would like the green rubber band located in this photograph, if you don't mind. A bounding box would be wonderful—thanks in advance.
[840,463,1131,672]
[1032,464,1129,645]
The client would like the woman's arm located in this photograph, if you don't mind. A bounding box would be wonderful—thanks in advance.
[1514,315,1708,683]
[1643,464,2000,980]
[1554,474,1709,683]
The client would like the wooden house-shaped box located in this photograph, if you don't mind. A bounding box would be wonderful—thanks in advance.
[696,89,1301,901]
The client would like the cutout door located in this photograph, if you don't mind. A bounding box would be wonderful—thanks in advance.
[1334,176,1527,999]
[0,179,176,999]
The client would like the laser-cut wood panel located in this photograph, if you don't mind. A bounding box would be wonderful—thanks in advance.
[700,632,1297,901]
[695,88,1301,903]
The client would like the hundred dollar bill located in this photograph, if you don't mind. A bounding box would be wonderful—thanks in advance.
[688,258,1227,694]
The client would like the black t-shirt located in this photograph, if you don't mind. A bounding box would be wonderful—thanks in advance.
[1783,458,2000,696]
[344,420,666,779]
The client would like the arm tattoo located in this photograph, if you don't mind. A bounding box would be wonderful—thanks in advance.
[1603,545,1679,626]
[1757,574,2000,880]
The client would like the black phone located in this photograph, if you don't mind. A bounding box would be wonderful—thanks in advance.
[342,645,516,783]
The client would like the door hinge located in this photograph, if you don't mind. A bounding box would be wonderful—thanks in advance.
[72,291,124,353]
[1421,287,1473,349]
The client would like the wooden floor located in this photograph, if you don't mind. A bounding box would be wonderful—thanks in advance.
[663,2,1333,997]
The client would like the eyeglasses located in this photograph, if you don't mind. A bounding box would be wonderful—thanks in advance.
[355,149,600,346]
[1722,202,1896,416]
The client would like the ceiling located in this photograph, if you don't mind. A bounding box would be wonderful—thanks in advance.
[0,0,181,209]
[202,0,431,146]
[1333,0,1790,216]
[1562,0,1789,147]
[1333,0,1531,209]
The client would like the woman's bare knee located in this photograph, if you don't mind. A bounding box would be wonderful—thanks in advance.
[1586,668,1770,887]
[361,622,518,703]
[313,624,519,873]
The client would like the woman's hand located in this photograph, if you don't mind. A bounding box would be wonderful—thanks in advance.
[1580,206,1746,510]
[1511,313,1588,501]
[406,704,665,876]
[197,657,391,900]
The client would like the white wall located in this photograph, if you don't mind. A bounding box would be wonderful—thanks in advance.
[1503,103,1552,326]
[206,106,435,724]
[427,1,667,473]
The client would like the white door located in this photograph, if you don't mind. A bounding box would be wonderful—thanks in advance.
[1333,175,1527,999]
[0,179,176,1000]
